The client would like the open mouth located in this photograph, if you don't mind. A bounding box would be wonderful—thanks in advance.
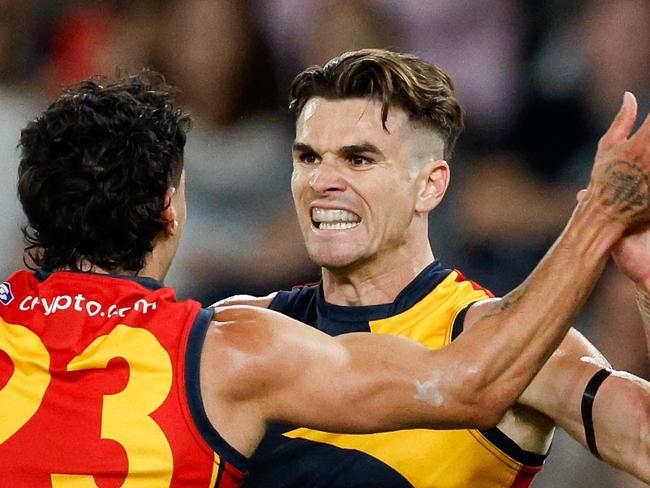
[311,207,361,230]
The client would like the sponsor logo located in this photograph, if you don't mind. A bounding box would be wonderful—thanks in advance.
[0,282,14,305]
[18,294,157,317]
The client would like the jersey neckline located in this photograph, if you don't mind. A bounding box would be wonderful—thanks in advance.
[315,260,452,322]
[34,268,165,291]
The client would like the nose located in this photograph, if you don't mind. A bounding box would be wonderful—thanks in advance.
[309,158,346,193]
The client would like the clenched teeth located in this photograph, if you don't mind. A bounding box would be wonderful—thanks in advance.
[311,208,361,229]
[319,222,359,230]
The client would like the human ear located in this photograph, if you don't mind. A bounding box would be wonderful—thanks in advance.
[415,159,450,213]
[161,187,178,236]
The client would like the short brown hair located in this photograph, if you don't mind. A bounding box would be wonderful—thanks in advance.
[289,49,464,159]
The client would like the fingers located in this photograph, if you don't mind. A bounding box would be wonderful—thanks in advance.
[576,189,587,203]
[600,92,638,148]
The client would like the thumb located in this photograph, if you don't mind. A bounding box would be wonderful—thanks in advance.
[599,92,638,147]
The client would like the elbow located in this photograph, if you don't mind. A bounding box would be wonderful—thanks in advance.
[455,366,513,429]
[460,408,504,430]
[466,398,508,429]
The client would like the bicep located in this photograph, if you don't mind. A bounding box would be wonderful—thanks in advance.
[252,320,481,433]
[208,306,495,437]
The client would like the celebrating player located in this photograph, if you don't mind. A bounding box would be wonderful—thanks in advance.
[220,50,650,487]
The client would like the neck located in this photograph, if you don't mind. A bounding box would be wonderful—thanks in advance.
[132,237,174,282]
[70,249,169,283]
[138,258,167,282]
[321,246,435,306]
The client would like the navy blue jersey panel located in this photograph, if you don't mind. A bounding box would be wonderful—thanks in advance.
[245,437,411,488]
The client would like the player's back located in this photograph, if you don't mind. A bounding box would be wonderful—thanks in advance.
[0,269,246,487]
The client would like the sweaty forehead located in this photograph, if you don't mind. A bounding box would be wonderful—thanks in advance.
[295,97,411,147]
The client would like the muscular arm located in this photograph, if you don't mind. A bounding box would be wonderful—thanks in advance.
[203,200,640,457]
[466,94,650,482]
[512,329,650,483]
[452,91,650,431]
[204,203,622,455]
[201,302,614,458]
[202,305,508,457]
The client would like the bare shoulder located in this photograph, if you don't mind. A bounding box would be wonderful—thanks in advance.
[200,306,279,400]
[197,305,300,456]
[211,292,277,309]
[203,305,289,380]
[200,305,337,399]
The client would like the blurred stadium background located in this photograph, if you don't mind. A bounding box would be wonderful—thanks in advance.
[0,1,648,485]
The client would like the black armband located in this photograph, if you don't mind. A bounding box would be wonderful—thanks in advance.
[580,368,612,459]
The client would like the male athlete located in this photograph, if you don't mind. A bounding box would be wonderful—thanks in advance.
[221,50,650,487]
[3,72,643,486]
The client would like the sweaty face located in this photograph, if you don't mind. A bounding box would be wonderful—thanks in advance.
[291,98,425,271]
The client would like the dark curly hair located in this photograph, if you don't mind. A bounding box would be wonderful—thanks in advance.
[18,71,191,272]
[289,49,463,159]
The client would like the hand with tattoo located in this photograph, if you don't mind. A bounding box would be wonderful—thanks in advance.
[584,92,650,230]
[593,93,650,297]
[588,92,650,352]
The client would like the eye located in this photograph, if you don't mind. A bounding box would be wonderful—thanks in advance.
[349,155,373,167]
[298,152,320,165]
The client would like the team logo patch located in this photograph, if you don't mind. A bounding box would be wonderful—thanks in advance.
[0,282,15,305]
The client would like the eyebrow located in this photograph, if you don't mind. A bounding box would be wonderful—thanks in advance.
[338,144,385,159]
[292,142,385,158]
[292,142,315,153]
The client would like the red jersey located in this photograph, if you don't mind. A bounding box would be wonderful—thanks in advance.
[0,269,247,487]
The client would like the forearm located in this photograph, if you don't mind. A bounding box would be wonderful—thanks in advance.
[451,203,623,414]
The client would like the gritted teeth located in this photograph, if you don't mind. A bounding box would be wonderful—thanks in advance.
[311,207,361,229]
[319,222,359,230]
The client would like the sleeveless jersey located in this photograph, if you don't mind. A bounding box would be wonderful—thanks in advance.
[0,269,247,487]
[245,261,547,488]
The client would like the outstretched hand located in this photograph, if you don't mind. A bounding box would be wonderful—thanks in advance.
[574,92,650,292]
[584,92,650,230]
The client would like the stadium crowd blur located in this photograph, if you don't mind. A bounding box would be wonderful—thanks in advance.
[0,0,648,486]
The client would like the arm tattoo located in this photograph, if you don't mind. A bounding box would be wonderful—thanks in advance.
[478,283,528,320]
